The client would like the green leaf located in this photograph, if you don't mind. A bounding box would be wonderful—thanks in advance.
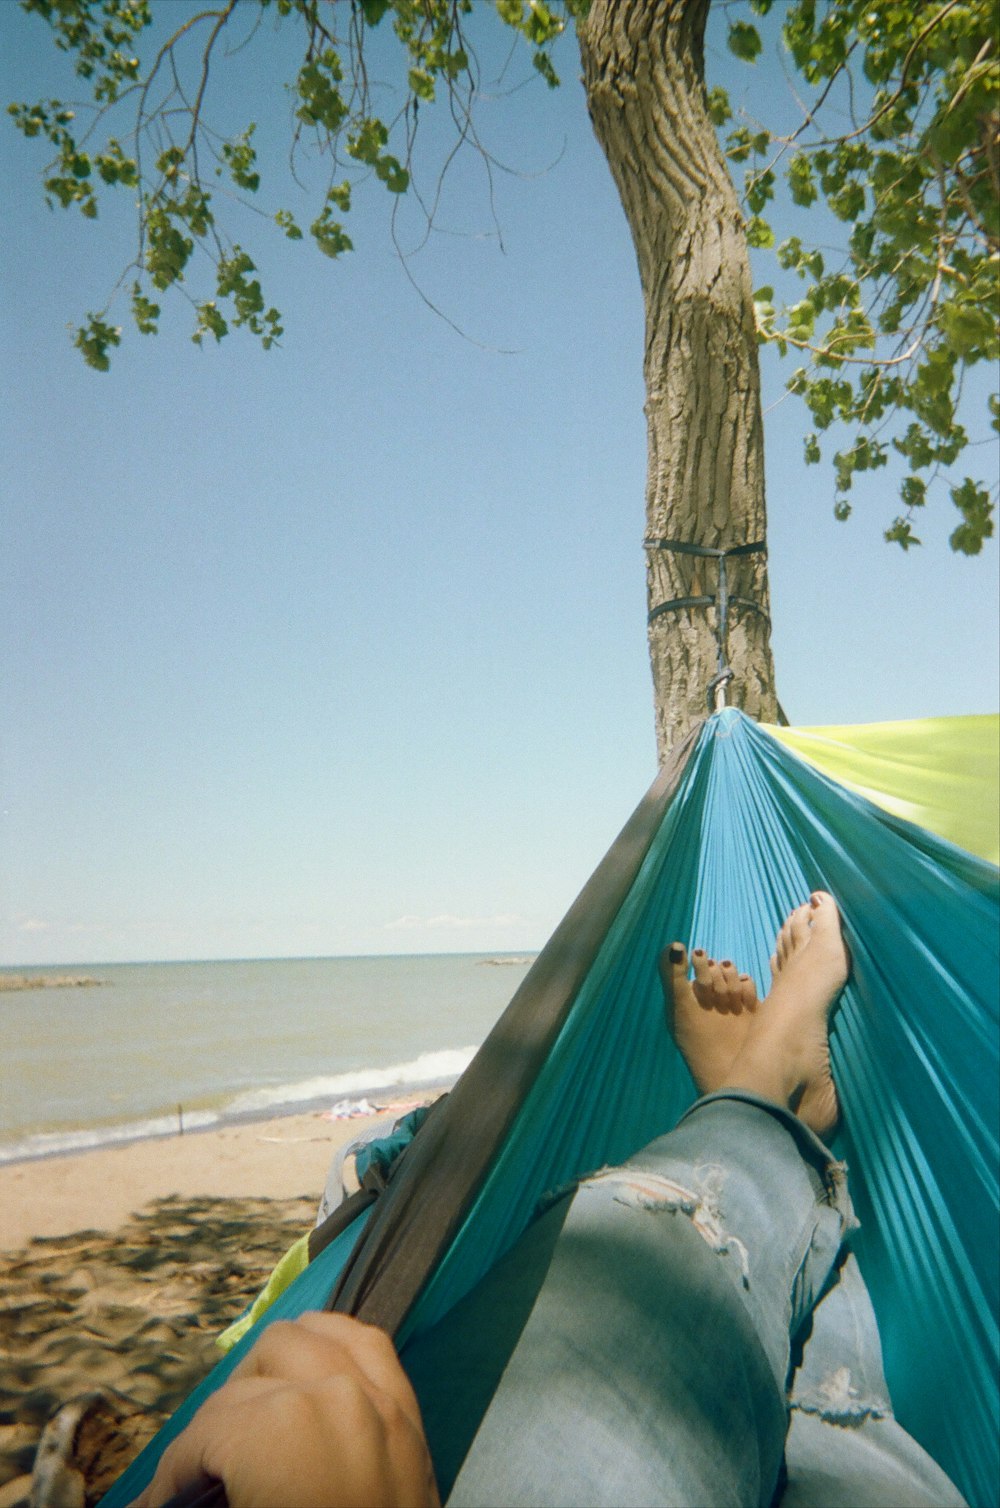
[532,50,561,88]
[939,301,996,359]
[828,181,865,220]
[274,209,303,240]
[900,476,926,510]
[745,215,774,248]
[949,478,994,555]
[348,117,389,166]
[145,207,193,289]
[221,126,260,193]
[787,153,817,207]
[130,283,160,334]
[725,127,755,164]
[524,1,564,46]
[95,139,137,186]
[746,168,775,214]
[885,517,921,549]
[296,57,347,132]
[376,155,409,193]
[156,146,184,178]
[310,207,353,259]
[408,67,435,101]
[192,300,228,346]
[707,86,731,126]
[73,314,121,371]
[728,21,762,61]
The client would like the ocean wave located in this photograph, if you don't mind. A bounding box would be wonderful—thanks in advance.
[225,1046,477,1115]
[0,1045,477,1165]
[0,1108,221,1165]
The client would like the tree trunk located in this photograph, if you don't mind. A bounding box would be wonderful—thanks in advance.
[578,0,779,760]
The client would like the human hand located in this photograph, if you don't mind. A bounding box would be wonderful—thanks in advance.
[133,1312,440,1508]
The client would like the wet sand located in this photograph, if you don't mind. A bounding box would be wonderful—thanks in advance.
[0,1102,429,1506]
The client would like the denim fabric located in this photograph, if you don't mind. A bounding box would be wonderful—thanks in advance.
[444,1094,848,1507]
[414,1093,966,1507]
[447,1198,781,1507]
[782,1253,967,1507]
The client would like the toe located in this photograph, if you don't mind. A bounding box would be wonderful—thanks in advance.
[694,957,728,1012]
[775,918,794,967]
[659,943,693,1022]
[790,902,812,945]
[809,891,836,929]
[739,973,758,1010]
[718,960,741,1014]
[808,892,852,974]
[691,949,714,1006]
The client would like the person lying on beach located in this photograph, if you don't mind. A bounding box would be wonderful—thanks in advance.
[133,893,965,1508]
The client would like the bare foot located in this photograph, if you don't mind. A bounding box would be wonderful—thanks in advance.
[660,944,760,1094]
[724,892,849,1139]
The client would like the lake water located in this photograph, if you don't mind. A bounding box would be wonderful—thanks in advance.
[0,954,534,1163]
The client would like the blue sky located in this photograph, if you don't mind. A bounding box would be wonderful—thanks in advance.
[2,3,997,966]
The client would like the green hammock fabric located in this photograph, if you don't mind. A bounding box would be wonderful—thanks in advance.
[767,713,1000,866]
[103,710,999,1508]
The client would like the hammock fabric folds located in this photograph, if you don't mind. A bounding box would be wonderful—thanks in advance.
[104,710,1000,1508]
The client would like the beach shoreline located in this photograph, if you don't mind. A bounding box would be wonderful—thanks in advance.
[0,1089,445,1253]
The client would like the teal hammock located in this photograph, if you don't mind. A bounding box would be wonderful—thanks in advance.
[104,711,999,1508]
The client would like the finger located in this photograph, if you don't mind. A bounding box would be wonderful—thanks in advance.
[232,1317,369,1392]
[138,1385,248,1508]
[146,1377,293,1504]
[315,1375,440,1508]
[302,1372,438,1508]
[235,1315,423,1437]
[295,1315,425,1432]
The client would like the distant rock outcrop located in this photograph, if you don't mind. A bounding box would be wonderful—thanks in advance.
[0,976,105,993]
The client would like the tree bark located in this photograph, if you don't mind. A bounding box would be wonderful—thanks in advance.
[578,0,778,759]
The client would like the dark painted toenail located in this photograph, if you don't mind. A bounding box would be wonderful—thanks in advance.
[721,960,732,968]
[693,948,705,957]
[669,944,684,962]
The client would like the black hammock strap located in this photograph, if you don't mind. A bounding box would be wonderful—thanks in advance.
[643,538,769,711]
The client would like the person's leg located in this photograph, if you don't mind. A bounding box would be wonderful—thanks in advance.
[407,895,855,1507]
[662,897,967,1507]
[439,1094,852,1508]
[782,1253,966,1508]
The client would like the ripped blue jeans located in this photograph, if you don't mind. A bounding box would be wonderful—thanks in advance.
[402,1093,966,1507]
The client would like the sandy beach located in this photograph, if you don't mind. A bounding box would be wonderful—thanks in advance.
[0,1101,429,1506]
